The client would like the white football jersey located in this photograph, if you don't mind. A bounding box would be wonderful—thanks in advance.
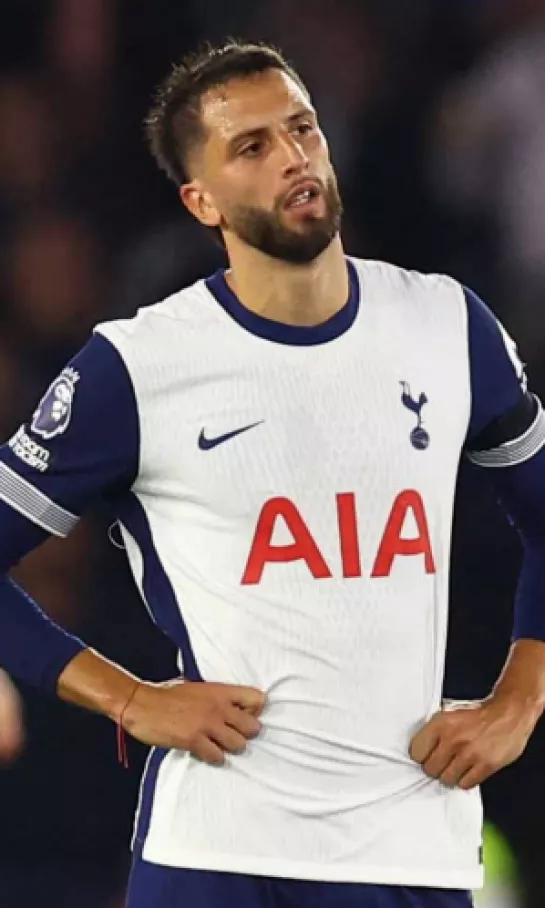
[2,256,544,888]
[99,257,477,888]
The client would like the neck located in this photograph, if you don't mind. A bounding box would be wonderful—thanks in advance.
[224,236,349,327]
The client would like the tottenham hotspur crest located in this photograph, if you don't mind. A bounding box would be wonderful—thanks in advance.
[400,381,429,450]
[31,367,80,440]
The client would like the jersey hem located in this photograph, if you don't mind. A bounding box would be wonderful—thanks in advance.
[139,845,484,890]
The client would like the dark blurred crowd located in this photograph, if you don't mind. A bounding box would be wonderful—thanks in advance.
[1,1,545,906]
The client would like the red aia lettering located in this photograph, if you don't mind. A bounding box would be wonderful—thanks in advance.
[241,490,435,584]
[336,492,361,578]
[241,497,332,585]
[371,489,436,577]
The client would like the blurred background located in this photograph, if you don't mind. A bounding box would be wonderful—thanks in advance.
[0,0,544,905]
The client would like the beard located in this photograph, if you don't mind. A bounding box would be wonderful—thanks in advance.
[221,173,343,265]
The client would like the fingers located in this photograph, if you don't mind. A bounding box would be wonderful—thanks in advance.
[225,706,261,739]
[192,699,262,765]
[419,741,457,781]
[458,765,489,791]
[194,735,226,766]
[437,753,474,788]
[210,723,248,756]
[194,699,262,764]
[194,715,257,765]
[414,736,479,789]
[191,718,255,766]
[431,752,503,790]
[227,686,267,715]
[409,712,474,786]
[409,715,441,764]
[410,707,505,790]
[411,714,476,786]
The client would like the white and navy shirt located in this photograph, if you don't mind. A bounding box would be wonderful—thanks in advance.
[0,257,544,888]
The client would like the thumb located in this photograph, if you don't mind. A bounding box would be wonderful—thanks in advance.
[228,686,267,715]
[409,713,441,764]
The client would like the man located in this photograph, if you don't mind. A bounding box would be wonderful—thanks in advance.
[0,39,544,908]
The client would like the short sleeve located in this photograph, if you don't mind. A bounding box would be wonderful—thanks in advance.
[0,333,139,537]
[464,286,545,467]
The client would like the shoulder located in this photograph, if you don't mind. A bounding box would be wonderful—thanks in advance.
[94,277,215,358]
[348,256,464,305]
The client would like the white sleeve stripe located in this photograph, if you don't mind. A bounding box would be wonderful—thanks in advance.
[497,320,528,392]
[467,395,545,468]
[0,462,78,536]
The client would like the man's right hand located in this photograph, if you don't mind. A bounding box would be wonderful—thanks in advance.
[121,679,266,765]
[57,649,266,765]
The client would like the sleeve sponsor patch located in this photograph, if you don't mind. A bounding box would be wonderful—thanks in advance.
[8,426,50,473]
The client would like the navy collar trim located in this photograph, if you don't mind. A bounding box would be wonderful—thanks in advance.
[205,258,360,346]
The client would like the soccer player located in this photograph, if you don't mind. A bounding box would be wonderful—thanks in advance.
[0,40,544,908]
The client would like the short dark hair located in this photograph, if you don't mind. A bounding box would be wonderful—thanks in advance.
[145,39,309,185]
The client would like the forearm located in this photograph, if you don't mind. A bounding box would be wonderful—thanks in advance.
[0,575,85,692]
[487,462,545,722]
[487,448,545,721]
[492,639,545,727]
[0,575,139,721]
[57,647,140,722]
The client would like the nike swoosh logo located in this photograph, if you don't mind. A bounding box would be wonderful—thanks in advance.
[198,421,263,450]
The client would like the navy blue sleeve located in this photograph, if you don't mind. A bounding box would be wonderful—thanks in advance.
[0,577,85,693]
[0,332,139,693]
[489,447,545,640]
[465,288,545,639]
[464,286,528,446]
[0,332,139,538]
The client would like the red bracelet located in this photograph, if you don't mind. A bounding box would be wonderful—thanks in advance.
[116,681,140,769]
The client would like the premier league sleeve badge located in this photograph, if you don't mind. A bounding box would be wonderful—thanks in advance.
[30,367,80,440]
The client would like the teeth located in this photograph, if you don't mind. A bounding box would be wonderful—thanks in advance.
[290,190,311,207]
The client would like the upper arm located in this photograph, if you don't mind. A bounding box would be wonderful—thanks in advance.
[464,286,545,466]
[0,332,139,568]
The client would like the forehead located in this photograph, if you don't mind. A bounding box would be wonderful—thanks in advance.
[200,70,313,144]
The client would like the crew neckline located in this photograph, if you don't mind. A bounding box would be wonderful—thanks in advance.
[204,258,360,346]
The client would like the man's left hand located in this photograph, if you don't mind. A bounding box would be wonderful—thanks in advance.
[409,694,540,790]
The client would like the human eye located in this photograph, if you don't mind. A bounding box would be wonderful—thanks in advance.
[293,119,315,136]
[239,141,263,157]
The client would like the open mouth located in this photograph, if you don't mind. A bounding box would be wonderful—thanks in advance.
[284,182,322,210]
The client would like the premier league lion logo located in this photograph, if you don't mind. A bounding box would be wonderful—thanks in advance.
[31,367,80,440]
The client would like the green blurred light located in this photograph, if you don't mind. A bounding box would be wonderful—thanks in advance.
[482,822,517,883]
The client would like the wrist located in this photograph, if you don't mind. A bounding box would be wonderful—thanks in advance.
[118,679,142,729]
[489,684,545,731]
[492,682,545,709]
[57,648,141,723]
[491,638,545,725]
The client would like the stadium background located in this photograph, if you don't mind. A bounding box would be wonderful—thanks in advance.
[0,0,544,905]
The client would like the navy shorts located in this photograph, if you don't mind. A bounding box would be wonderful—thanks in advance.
[126,858,474,908]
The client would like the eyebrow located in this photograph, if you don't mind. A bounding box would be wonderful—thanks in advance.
[226,109,316,150]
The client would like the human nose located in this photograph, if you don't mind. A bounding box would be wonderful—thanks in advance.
[277,131,309,178]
